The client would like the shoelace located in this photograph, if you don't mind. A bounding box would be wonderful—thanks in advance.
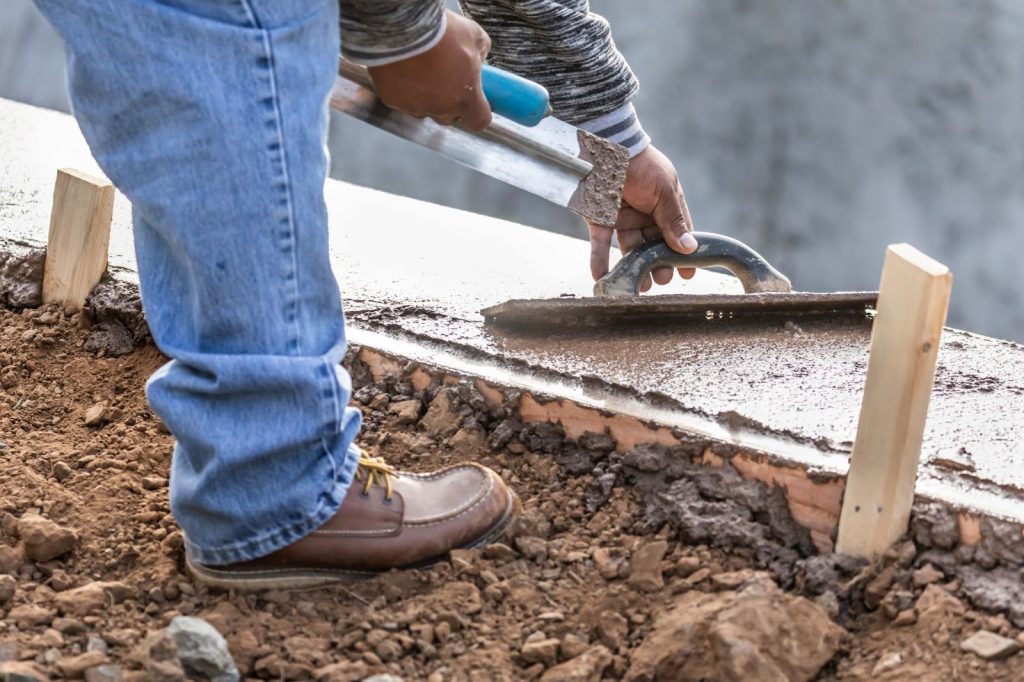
[355,454,398,501]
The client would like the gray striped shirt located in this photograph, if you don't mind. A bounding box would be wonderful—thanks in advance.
[339,0,649,156]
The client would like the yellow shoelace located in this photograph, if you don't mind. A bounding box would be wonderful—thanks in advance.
[355,454,398,501]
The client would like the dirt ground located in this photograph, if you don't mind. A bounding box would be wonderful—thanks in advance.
[2,302,1024,681]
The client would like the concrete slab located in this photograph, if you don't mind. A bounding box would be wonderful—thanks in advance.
[2,97,1023,532]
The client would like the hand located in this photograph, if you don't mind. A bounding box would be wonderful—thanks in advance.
[367,10,493,132]
[587,145,697,292]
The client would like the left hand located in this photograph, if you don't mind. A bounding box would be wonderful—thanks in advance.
[587,145,697,292]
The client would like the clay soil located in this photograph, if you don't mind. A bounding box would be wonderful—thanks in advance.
[2,302,1024,681]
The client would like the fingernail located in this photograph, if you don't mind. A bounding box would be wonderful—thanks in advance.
[681,232,698,250]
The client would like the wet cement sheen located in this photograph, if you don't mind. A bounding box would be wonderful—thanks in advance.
[2,97,1022,518]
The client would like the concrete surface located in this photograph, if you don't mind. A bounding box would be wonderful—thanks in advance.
[2,97,1023,528]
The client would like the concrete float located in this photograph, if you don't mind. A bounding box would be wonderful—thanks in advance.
[2,96,1023,561]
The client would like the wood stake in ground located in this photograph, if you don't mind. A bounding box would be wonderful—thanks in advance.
[42,168,114,309]
[836,243,952,558]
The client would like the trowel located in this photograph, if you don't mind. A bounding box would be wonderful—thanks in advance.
[481,233,878,331]
[330,61,628,225]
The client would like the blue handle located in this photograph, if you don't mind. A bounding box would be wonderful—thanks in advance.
[480,64,551,128]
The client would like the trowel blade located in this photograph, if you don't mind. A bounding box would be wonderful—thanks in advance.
[481,291,879,332]
[330,65,628,225]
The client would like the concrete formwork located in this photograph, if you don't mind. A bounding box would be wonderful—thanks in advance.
[2,97,1023,560]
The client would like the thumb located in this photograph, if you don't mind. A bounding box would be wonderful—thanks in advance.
[587,222,613,280]
[651,191,697,255]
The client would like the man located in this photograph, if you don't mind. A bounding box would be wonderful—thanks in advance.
[33,0,697,590]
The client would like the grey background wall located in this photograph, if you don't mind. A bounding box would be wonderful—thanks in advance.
[3,0,1023,341]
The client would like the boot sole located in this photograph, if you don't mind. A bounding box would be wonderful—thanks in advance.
[186,489,522,592]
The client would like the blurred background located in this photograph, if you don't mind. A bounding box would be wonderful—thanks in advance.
[3,0,1022,341]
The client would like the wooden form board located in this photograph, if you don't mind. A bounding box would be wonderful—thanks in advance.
[836,243,953,558]
[42,168,114,309]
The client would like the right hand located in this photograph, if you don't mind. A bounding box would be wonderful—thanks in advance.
[367,10,493,132]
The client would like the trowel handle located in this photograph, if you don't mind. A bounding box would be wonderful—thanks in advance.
[481,65,551,127]
[593,232,793,297]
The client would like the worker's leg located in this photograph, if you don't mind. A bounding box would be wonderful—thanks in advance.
[33,0,361,565]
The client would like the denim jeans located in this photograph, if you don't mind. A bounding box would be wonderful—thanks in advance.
[34,0,362,565]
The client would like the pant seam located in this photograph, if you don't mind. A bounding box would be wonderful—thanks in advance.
[241,0,304,356]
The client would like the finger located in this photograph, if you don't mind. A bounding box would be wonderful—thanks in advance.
[611,206,653,233]
[679,267,696,279]
[637,225,673,286]
[459,80,493,132]
[587,221,614,280]
[614,228,653,292]
[651,188,698,255]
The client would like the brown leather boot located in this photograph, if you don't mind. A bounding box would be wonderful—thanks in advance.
[186,454,520,590]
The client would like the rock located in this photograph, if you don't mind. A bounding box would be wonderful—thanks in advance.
[595,611,628,651]
[55,582,132,616]
[7,605,54,627]
[420,390,459,439]
[863,565,895,610]
[592,547,628,581]
[515,536,548,563]
[388,400,421,425]
[674,556,701,578]
[0,661,46,682]
[916,584,965,628]
[449,428,485,453]
[540,645,612,682]
[813,591,840,620]
[627,541,668,592]
[139,629,186,682]
[52,462,72,483]
[84,402,111,427]
[0,575,14,604]
[141,477,168,491]
[711,569,768,591]
[167,617,240,682]
[84,666,123,682]
[625,580,844,682]
[871,652,902,676]
[17,514,78,562]
[0,545,21,574]
[481,543,518,562]
[436,582,482,616]
[892,609,917,626]
[521,638,560,667]
[560,634,589,660]
[960,630,1021,661]
[362,675,404,682]
[57,651,109,679]
[684,568,711,587]
[912,563,944,588]
[0,642,16,662]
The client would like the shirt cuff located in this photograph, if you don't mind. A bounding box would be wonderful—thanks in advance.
[578,102,651,158]
[341,8,447,67]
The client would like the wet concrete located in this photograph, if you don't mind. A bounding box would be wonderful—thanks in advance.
[2,96,1023,525]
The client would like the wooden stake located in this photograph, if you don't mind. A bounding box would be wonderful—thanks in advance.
[835,244,952,558]
[42,168,114,309]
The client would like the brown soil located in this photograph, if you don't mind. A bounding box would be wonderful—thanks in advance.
[2,303,1024,681]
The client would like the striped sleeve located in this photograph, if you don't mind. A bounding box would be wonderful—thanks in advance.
[339,0,447,67]
[458,0,650,156]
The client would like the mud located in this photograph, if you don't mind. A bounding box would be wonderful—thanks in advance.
[568,129,630,226]
[83,277,152,357]
[0,247,43,308]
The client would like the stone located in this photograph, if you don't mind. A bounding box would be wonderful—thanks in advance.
[0,575,14,604]
[57,651,108,679]
[540,645,612,682]
[627,541,668,592]
[362,676,404,682]
[595,611,628,651]
[55,582,132,616]
[912,563,944,588]
[592,547,627,580]
[84,402,110,426]
[420,390,459,439]
[871,652,902,676]
[167,616,241,682]
[17,514,78,562]
[515,536,548,563]
[960,630,1021,661]
[892,609,917,626]
[449,428,485,453]
[84,666,124,682]
[625,580,844,682]
[388,400,421,425]
[481,543,517,563]
[521,638,560,667]
[674,556,701,578]
[141,477,168,491]
[7,604,54,627]
[711,569,768,591]
[139,629,186,682]
[863,565,895,610]
[560,634,589,660]
[916,584,965,628]
[52,462,72,482]
[0,661,46,682]
[813,591,840,620]
[0,546,21,575]
[0,642,16,662]
[436,582,481,616]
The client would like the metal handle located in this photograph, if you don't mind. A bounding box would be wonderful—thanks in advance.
[593,232,793,297]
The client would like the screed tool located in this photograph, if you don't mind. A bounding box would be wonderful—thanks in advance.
[330,61,629,225]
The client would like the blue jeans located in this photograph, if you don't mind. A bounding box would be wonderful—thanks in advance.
[34,0,362,565]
